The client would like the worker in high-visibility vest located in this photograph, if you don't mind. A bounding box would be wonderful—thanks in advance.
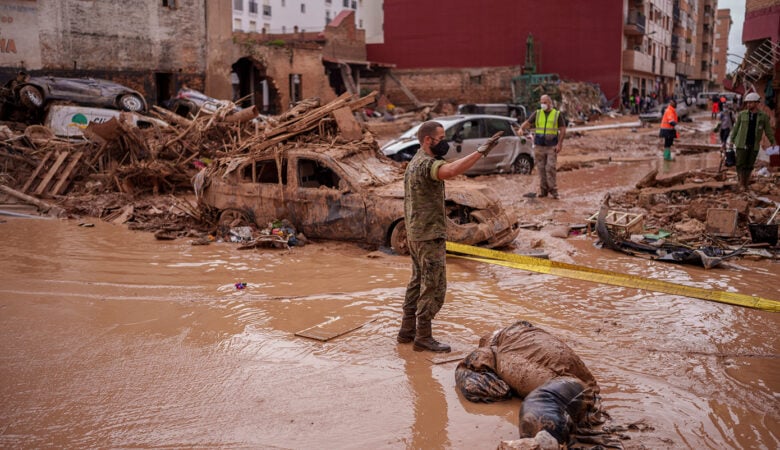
[519,94,566,199]
[659,99,679,161]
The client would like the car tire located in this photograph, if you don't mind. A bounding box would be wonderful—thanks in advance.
[19,85,43,109]
[389,219,409,256]
[118,94,145,112]
[511,154,534,175]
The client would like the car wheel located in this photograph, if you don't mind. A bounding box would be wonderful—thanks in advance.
[218,208,250,228]
[390,220,409,256]
[19,85,43,109]
[118,94,145,112]
[511,154,534,174]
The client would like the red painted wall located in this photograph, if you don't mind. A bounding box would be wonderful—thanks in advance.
[367,0,624,103]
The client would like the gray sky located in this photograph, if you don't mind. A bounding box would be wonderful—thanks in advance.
[718,0,746,71]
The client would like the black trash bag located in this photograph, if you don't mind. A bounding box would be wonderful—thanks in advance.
[519,376,593,444]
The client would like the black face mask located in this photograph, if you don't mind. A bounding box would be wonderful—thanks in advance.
[430,138,449,157]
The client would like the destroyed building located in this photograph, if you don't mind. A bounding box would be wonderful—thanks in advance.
[0,0,234,106]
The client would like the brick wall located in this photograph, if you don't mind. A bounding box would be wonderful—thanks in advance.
[363,66,523,110]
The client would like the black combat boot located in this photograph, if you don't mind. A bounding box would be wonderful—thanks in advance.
[397,314,416,344]
[413,319,451,353]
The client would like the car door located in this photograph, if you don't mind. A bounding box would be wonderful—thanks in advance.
[238,157,291,223]
[446,118,516,175]
[48,78,101,104]
[289,156,367,241]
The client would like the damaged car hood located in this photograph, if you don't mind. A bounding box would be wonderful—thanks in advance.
[372,179,502,209]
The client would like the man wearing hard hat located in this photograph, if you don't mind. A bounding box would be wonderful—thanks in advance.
[728,92,776,192]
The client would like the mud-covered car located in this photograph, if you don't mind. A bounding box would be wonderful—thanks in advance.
[197,145,519,254]
[166,87,234,118]
[381,114,534,175]
[8,75,147,112]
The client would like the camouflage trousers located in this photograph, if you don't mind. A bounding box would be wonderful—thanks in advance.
[402,238,447,321]
[535,146,558,195]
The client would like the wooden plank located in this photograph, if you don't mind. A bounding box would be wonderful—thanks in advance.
[50,151,84,195]
[34,152,69,196]
[427,352,469,365]
[331,106,363,141]
[294,317,375,342]
[21,151,53,193]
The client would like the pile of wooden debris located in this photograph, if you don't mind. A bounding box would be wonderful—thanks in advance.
[0,91,379,237]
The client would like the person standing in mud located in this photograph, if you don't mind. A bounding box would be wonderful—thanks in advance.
[659,98,679,161]
[397,121,503,353]
[728,92,776,192]
[518,94,566,199]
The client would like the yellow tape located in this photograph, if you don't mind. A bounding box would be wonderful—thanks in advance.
[446,242,780,313]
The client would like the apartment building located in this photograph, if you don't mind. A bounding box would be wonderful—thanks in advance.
[712,8,732,90]
[230,0,382,41]
[622,0,677,102]
[689,0,718,92]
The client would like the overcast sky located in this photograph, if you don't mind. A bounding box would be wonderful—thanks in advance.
[718,0,746,71]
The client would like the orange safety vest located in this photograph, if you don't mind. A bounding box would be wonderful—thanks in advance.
[660,105,678,129]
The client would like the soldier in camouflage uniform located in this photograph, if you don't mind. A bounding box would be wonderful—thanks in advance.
[398,121,503,353]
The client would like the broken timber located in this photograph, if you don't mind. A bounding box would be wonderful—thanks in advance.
[21,150,84,196]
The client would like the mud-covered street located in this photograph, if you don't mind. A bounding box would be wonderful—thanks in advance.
[1,110,779,449]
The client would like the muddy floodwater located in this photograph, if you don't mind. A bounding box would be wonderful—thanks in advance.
[1,211,778,449]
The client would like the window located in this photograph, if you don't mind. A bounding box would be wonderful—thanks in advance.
[263,4,271,16]
[301,3,306,13]
[298,159,340,189]
[243,159,287,184]
[343,0,348,6]
[249,20,257,31]
[282,25,286,33]
[325,11,331,25]
[290,74,302,104]
[233,18,242,30]
[233,0,243,11]
[249,0,257,14]
[351,0,356,8]
[485,118,513,136]
[161,0,177,8]
[281,0,285,6]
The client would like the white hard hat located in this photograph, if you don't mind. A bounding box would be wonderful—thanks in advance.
[744,92,760,102]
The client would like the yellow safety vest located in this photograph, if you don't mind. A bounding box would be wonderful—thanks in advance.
[535,109,560,135]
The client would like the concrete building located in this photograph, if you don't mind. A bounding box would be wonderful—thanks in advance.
[671,0,697,97]
[230,0,382,41]
[623,0,676,103]
[0,0,234,107]
[712,8,732,89]
[689,0,718,92]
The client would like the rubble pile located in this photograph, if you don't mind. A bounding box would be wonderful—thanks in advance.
[0,91,379,238]
[608,166,780,247]
[557,82,606,124]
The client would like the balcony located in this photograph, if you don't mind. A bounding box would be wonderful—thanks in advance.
[661,59,676,78]
[676,62,694,77]
[623,49,653,73]
[624,11,646,35]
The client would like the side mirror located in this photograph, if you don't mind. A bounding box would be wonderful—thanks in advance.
[452,132,463,143]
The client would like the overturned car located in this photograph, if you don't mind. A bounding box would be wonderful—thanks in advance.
[195,144,520,254]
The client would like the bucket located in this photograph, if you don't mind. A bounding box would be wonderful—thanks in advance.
[748,223,778,246]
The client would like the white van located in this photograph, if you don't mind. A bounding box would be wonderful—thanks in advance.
[44,104,167,139]
[696,92,718,108]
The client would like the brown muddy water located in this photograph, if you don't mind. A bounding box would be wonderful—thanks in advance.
[1,212,778,449]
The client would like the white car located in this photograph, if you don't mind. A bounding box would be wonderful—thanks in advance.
[381,114,534,175]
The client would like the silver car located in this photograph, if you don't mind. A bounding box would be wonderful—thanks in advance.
[381,114,534,175]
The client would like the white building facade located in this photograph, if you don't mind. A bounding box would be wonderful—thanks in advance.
[231,0,384,43]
